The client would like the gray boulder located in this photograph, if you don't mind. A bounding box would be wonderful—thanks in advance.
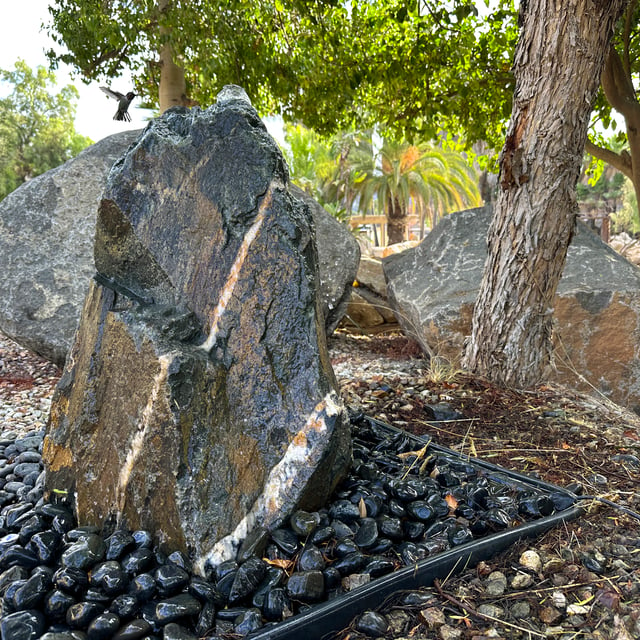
[0,130,141,366]
[0,136,354,366]
[43,88,352,569]
[290,185,359,333]
[384,206,640,410]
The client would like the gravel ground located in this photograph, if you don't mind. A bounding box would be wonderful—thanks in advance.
[1,329,639,640]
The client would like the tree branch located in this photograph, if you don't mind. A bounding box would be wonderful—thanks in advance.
[601,46,637,119]
[585,138,633,179]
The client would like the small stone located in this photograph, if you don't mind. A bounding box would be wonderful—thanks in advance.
[551,590,567,610]
[154,564,190,596]
[228,557,266,605]
[477,604,504,619]
[155,593,202,623]
[439,623,463,640]
[342,573,370,591]
[0,609,46,640]
[510,571,534,589]
[386,610,411,635]
[233,608,263,636]
[419,606,446,629]
[286,571,325,602]
[542,557,564,574]
[356,610,389,637]
[87,612,121,640]
[539,606,563,624]
[112,618,152,639]
[61,534,106,570]
[519,550,542,573]
[289,510,321,537]
[511,601,531,618]
[485,571,507,596]
[162,622,198,640]
[566,603,590,615]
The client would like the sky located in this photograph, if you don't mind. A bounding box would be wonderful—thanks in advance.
[0,1,153,142]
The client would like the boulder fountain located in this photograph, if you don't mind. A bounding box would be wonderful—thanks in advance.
[42,86,352,572]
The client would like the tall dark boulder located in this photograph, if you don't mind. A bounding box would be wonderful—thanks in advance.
[43,86,352,570]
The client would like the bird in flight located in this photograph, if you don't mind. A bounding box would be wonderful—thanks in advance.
[100,87,137,121]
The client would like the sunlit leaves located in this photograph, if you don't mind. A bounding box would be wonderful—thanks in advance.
[45,0,517,153]
[0,60,92,199]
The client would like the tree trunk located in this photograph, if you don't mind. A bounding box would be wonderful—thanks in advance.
[159,42,187,113]
[158,0,187,113]
[596,32,640,211]
[463,0,628,388]
[386,194,406,245]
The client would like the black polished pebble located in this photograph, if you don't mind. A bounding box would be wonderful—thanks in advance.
[105,530,136,560]
[356,610,389,637]
[0,417,575,639]
[61,534,106,570]
[262,586,292,621]
[228,557,266,605]
[154,593,202,623]
[286,571,325,602]
[66,600,104,628]
[44,590,76,622]
[112,617,152,639]
[234,607,263,635]
[0,608,46,640]
[86,611,121,640]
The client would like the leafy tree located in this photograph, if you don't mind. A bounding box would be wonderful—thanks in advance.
[284,124,480,240]
[283,123,336,200]
[611,177,640,235]
[0,60,92,200]
[45,0,517,149]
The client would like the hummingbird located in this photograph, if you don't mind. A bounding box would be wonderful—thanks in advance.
[100,86,137,121]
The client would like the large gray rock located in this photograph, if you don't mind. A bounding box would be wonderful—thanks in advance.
[43,88,352,570]
[384,206,640,410]
[290,185,359,333]
[383,207,640,410]
[0,136,354,366]
[0,130,141,366]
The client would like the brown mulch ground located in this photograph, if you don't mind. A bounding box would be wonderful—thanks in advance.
[330,330,640,640]
[1,330,639,639]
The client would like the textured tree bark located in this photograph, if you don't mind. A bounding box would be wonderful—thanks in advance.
[599,41,640,207]
[387,194,406,245]
[463,0,629,388]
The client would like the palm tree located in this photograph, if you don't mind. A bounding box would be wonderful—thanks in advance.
[352,138,482,245]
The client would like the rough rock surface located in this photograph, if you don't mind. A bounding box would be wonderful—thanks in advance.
[43,87,352,570]
[345,257,397,330]
[0,137,353,369]
[290,185,359,333]
[384,206,640,410]
[0,130,141,366]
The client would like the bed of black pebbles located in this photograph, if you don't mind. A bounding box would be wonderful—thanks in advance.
[0,412,576,640]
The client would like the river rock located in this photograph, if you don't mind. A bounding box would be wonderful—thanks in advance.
[43,86,352,571]
[0,130,141,366]
[384,205,640,410]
